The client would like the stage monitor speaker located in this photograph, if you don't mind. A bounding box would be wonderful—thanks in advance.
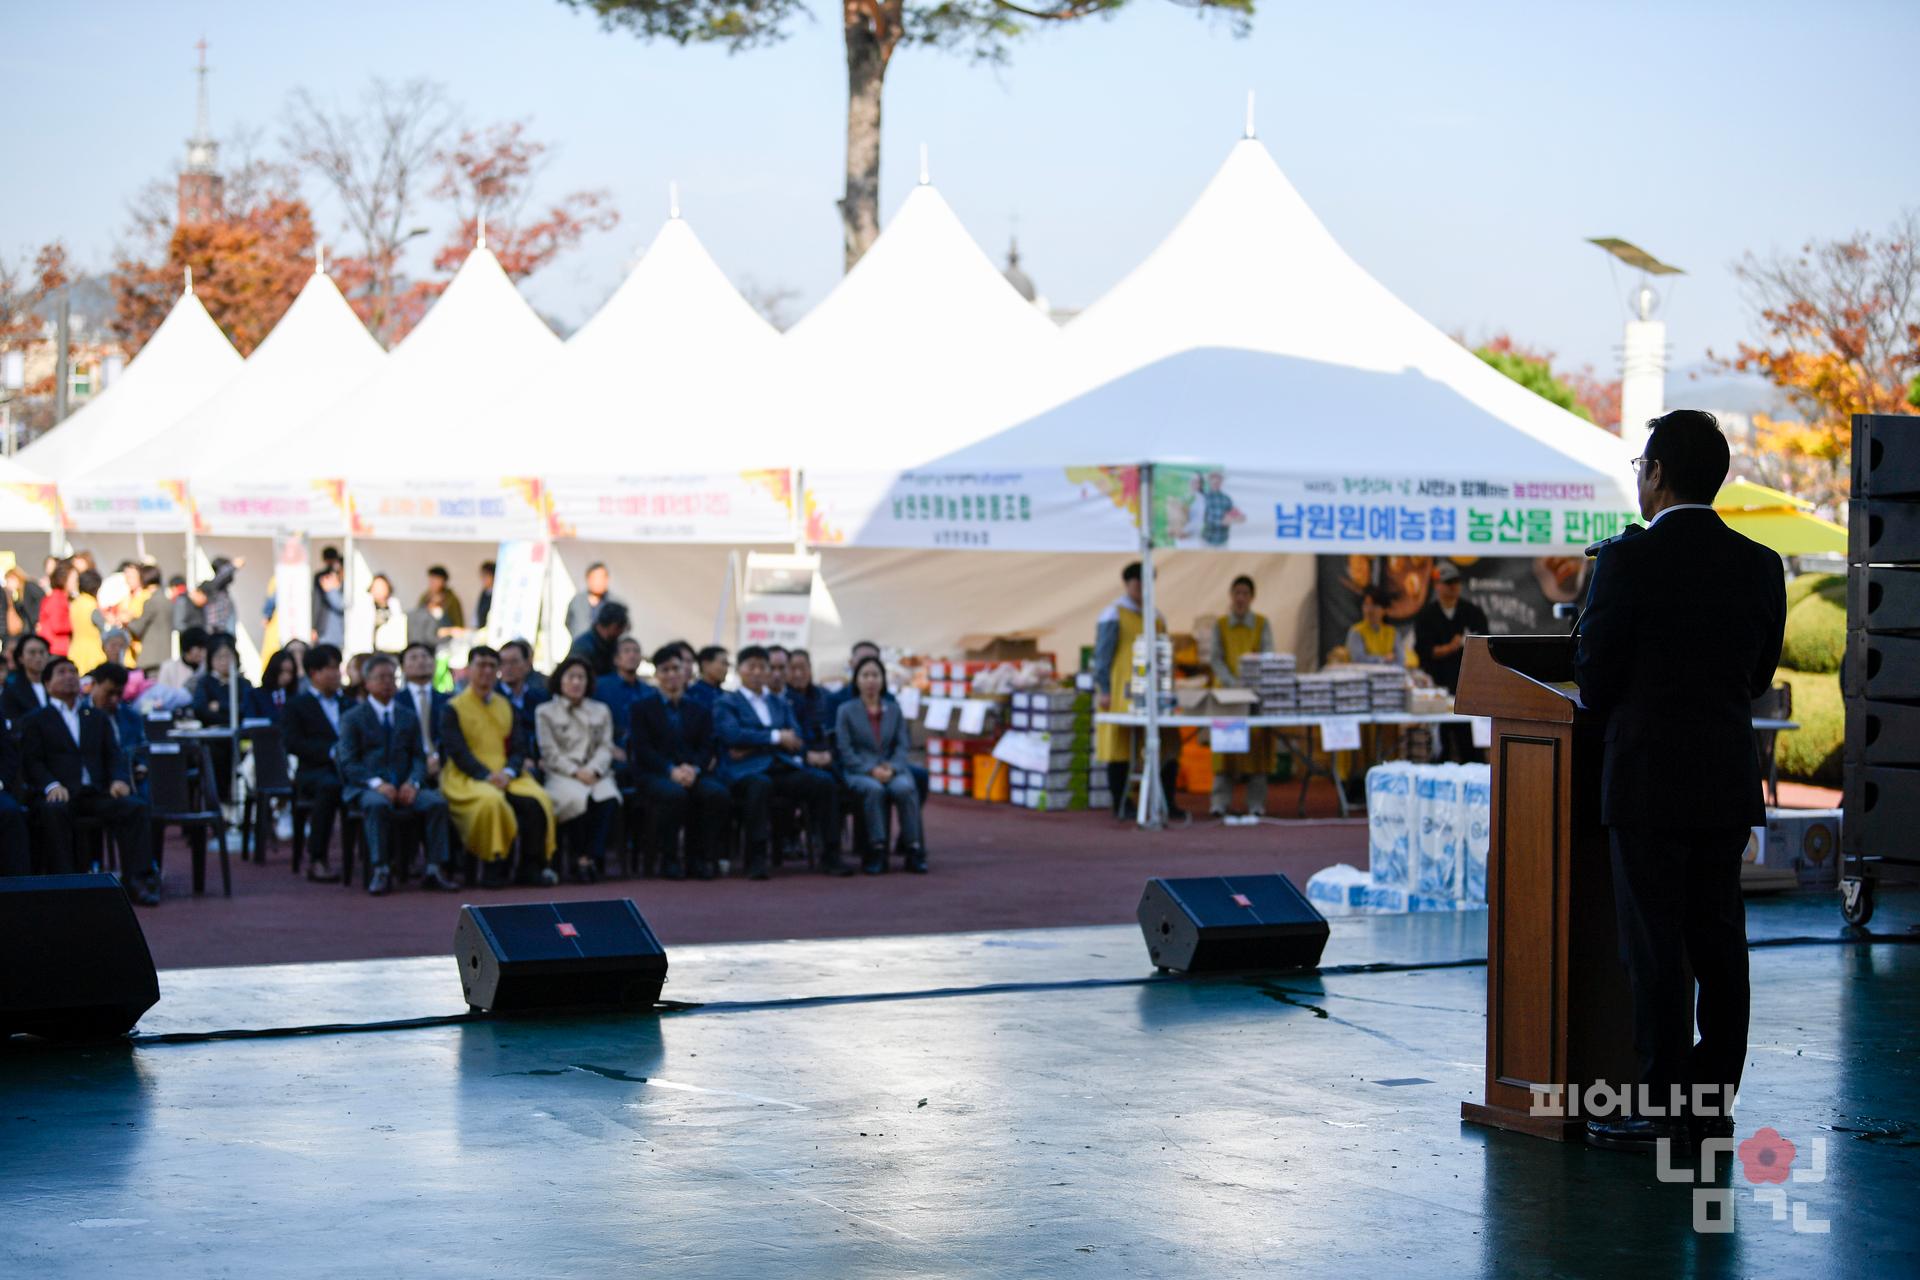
[1850,499,1920,565]
[1848,565,1920,634]
[0,874,159,1041]
[1846,699,1920,767]
[1842,631,1920,702]
[1138,875,1329,974]
[1853,414,1920,499]
[455,899,667,1014]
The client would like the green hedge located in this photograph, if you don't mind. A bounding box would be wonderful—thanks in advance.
[1779,578,1847,673]
[1785,571,1843,614]
[1774,667,1843,785]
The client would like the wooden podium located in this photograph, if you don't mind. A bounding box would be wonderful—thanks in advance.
[1455,635,1638,1140]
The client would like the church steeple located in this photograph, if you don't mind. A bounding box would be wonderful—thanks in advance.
[178,37,223,225]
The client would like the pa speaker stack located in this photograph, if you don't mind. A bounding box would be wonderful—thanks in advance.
[1842,414,1920,923]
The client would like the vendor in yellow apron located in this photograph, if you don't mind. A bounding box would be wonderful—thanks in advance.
[1209,575,1278,816]
[439,649,557,885]
[1094,562,1181,818]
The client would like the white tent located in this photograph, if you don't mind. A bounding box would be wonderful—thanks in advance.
[82,267,384,483]
[530,211,795,545]
[215,241,562,541]
[20,280,241,481]
[775,178,1063,470]
[1060,136,1634,482]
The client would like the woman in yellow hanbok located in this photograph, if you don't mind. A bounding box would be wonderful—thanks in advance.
[439,645,557,887]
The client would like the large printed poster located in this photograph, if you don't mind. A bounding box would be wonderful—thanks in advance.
[1316,553,1592,664]
[546,471,795,544]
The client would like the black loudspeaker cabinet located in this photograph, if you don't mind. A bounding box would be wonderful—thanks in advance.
[455,899,667,1014]
[1848,565,1920,634]
[1138,875,1329,974]
[1842,765,1920,853]
[1853,414,1920,499]
[1849,499,1920,565]
[0,874,159,1041]
[1846,699,1920,766]
[1842,631,1920,702]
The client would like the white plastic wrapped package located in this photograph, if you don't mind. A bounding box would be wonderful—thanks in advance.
[1460,764,1491,904]
[1413,766,1464,898]
[1305,863,1370,917]
[1362,885,1407,912]
[1365,764,1412,889]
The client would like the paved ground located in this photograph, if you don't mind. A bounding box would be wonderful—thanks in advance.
[132,784,1372,970]
[5,896,1913,1278]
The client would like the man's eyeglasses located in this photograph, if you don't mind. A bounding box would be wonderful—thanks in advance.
[1630,456,1652,474]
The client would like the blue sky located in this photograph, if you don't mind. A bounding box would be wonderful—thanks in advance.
[3,0,1915,384]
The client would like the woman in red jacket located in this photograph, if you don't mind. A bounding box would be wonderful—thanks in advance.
[39,558,74,656]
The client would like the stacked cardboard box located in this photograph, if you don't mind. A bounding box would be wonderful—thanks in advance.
[1127,634,1174,712]
[1366,668,1411,712]
[1294,673,1338,716]
[926,736,989,796]
[1005,688,1105,811]
[1239,652,1298,713]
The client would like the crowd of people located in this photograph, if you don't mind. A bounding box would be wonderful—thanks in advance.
[0,552,930,905]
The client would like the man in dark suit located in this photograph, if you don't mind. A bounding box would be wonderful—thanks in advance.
[2,633,52,728]
[631,645,730,881]
[337,653,455,896]
[19,657,155,902]
[1575,409,1786,1151]
[399,643,450,786]
[0,697,32,876]
[567,601,630,679]
[714,645,840,880]
[285,644,349,883]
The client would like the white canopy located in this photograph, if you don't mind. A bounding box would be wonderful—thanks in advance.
[82,268,384,481]
[526,212,779,464]
[774,181,1063,470]
[219,244,560,483]
[1053,137,1633,480]
[20,283,241,480]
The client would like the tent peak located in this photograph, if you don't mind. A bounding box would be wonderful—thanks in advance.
[183,265,193,296]
[1245,90,1256,140]
[476,213,487,250]
[669,179,681,220]
[919,142,930,187]
[315,240,326,276]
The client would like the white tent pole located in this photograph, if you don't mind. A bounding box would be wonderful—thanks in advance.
[789,467,805,555]
[1137,463,1164,829]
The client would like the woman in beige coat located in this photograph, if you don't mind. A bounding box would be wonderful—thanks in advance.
[535,657,623,882]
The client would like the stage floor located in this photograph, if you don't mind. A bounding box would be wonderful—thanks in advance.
[4,895,1916,1278]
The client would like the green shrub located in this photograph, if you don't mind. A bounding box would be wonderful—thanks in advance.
[1784,571,1843,614]
[1773,667,1843,785]
[1779,582,1846,673]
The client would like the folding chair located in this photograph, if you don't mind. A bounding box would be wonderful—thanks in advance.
[243,728,295,864]
[148,742,231,897]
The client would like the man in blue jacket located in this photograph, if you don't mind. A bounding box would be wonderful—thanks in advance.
[714,645,842,880]
[337,653,456,896]
[630,645,726,880]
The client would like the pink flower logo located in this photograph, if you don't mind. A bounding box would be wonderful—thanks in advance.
[1737,1127,1796,1184]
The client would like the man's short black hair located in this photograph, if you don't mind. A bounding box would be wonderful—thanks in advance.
[168,574,187,589]
[140,564,162,588]
[1362,586,1391,609]
[586,561,608,576]
[401,642,435,664]
[500,639,533,663]
[43,656,77,683]
[849,639,879,658]
[361,653,398,681]
[1122,561,1143,585]
[320,545,342,564]
[767,644,788,659]
[696,644,728,666]
[1643,409,1730,505]
[11,633,46,660]
[88,661,129,692]
[788,647,810,662]
[427,565,449,580]
[468,645,500,665]
[596,601,630,632]
[304,643,343,675]
[77,569,102,596]
[480,560,496,575]
[737,645,770,666]
[650,644,683,668]
[1231,574,1256,595]
[180,626,210,654]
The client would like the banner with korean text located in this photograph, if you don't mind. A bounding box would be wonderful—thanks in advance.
[348,478,545,542]
[58,479,193,534]
[191,478,350,537]
[545,471,795,544]
[802,467,1142,551]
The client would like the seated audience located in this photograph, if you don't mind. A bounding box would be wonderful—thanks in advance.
[592,635,654,770]
[399,643,449,782]
[337,653,456,895]
[688,644,729,709]
[439,645,556,888]
[191,636,252,802]
[20,656,155,902]
[567,600,631,679]
[827,639,929,815]
[4,634,52,725]
[631,645,728,881]
[497,639,549,739]
[714,645,842,879]
[836,654,927,874]
[98,629,148,703]
[250,648,302,724]
[0,694,29,875]
[782,649,839,776]
[68,569,107,672]
[285,644,348,883]
[91,662,151,803]
[766,645,790,696]
[535,657,622,883]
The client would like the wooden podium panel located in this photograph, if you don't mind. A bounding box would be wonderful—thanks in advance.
[1456,636,1638,1140]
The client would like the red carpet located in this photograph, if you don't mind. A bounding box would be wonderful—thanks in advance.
[132,786,1368,969]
